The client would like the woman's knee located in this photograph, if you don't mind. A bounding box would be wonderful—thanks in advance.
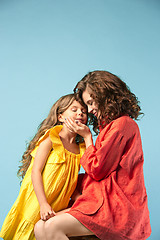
[34,220,45,238]
[44,217,58,233]
[44,216,67,239]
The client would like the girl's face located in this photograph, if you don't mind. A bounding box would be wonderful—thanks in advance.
[82,89,100,118]
[58,100,88,124]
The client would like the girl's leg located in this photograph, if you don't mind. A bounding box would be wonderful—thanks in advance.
[44,213,94,240]
[34,219,47,240]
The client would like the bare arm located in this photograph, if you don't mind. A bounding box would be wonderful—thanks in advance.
[31,136,56,220]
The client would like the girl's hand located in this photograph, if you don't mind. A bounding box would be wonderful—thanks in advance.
[40,202,56,221]
[64,117,93,148]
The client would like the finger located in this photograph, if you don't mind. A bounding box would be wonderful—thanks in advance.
[49,211,56,218]
[48,210,55,216]
[64,119,76,132]
[67,120,83,131]
[65,117,73,124]
[49,213,54,218]
[64,122,75,133]
[48,213,55,220]
[67,118,79,129]
[71,118,85,128]
[41,214,46,221]
[75,121,83,126]
[44,212,50,221]
[65,117,85,134]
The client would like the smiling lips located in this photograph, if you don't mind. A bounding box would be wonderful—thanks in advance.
[92,111,97,117]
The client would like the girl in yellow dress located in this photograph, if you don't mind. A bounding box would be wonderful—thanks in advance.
[0,94,87,240]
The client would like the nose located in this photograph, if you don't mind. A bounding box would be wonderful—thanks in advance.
[88,106,93,113]
[77,109,83,115]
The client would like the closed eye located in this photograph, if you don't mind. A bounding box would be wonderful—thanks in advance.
[87,100,93,106]
[82,110,87,114]
[71,108,77,112]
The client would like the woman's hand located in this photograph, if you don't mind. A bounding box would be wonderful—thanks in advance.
[64,117,93,148]
[64,117,89,137]
[40,202,56,221]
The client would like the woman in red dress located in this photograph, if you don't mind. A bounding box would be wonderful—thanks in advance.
[34,70,151,240]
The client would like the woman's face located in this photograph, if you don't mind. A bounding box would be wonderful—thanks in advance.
[82,89,100,118]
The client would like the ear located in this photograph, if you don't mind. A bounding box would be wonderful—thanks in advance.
[58,114,64,123]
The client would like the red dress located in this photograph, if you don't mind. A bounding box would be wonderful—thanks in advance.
[68,116,151,240]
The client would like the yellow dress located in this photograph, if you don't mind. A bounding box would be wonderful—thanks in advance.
[0,125,85,240]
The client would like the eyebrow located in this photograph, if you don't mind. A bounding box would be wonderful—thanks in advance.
[71,105,79,108]
[71,105,86,109]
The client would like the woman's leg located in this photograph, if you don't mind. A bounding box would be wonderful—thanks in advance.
[44,213,94,240]
[34,219,47,240]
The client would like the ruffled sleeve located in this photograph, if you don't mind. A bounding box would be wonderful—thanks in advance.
[49,126,86,163]
[48,125,66,163]
[30,125,64,159]
[30,129,51,158]
[30,125,85,164]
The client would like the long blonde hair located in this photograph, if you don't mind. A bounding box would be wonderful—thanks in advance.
[17,94,83,180]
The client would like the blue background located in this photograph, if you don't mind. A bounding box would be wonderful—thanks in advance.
[0,0,159,239]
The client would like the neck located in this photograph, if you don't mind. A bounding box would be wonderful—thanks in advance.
[59,125,77,144]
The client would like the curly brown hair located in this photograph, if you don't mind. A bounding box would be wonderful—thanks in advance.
[17,94,86,180]
[74,70,143,133]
